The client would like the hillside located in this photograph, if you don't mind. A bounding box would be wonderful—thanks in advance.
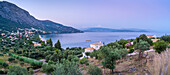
[0,1,82,34]
[82,27,148,32]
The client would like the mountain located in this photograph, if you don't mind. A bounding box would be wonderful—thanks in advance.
[81,27,148,32]
[0,1,82,34]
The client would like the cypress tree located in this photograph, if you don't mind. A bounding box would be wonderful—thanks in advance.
[55,40,61,50]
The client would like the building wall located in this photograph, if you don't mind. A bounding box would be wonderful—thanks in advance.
[90,44,103,50]
[85,49,94,53]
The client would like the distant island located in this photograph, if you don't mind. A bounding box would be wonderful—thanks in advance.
[81,27,149,32]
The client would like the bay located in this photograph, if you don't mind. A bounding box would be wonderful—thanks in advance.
[40,32,169,48]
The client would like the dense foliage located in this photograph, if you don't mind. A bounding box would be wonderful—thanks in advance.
[160,35,170,43]
[7,65,31,75]
[154,40,168,54]
[88,65,102,75]
[134,40,150,59]
[55,40,62,50]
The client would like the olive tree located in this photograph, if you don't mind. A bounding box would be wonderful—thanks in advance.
[134,40,150,60]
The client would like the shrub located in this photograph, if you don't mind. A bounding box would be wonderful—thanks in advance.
[168,45,170,48]
[13,60,18,63]
[41,64,56,74]
[16,51,22,54]
[20,62,24,65]
[77,54,83,58]
[85,52,91,56]
[29,68,34,74]
[2,62,8,68]
[79,58,88,64]
[8,57,15,62]
[7,65,30,75]
[128,48,134,53]
[0,70,7,74]
[160,35,170,42]
[0,53,3,56]
[48,60,55,65]
[88,65,102,75]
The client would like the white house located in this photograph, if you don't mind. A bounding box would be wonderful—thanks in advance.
[85,42,104,53]
[90,42,104,50]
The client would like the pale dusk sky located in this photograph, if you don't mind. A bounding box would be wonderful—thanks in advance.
[3,0,170,32]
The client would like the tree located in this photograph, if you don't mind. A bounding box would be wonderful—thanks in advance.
[135,34,153,45]
[41,41,45,46]
[8,57,15,62]
[134,40,150,59]
[160,35,170,43]
[153,40,168,75]
[7,65,30,75]
[85,52,90,56]
[79,58,88,65]
[128,48,135,53]
[102,49,121,73]
[154,40,168,54]
[117,39,127,48]
[46,38,53,47]
[55,40,61,50]
[52,60,82,75]
[28,40,33,45]
[41,64,56,74]
[88,65,102,75]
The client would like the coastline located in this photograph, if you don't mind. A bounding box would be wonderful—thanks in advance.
[39,35,46,42]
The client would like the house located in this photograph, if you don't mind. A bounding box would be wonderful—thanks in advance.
[32,41,42,47]
[90,42,104,50]
[85,47,94,53]
[1,33,5,36]
[34,44,41,47]
[146,35,156,38]
[151,39,160,42]
[85,42,104,53]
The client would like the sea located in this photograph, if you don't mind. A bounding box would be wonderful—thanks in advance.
[40,32,169,48]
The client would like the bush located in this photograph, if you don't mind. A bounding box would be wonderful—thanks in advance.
[128,48,134,53]
[79,58,88,65]
[41,64,56,74]
[0,53,3,56]
[85,52,91,56]
[13,60,18,63]
[29,68,34,75]
[0,70,7,74]
[168,45,170,48]
[2,62,8,68]
[48,60,55,65]
[8,57,15,62]
[160,35,170,42]
[7,65,30,75]
[16,51,22,54]
[77,54,83,58]
[20,62,24,65]
[88,65,102,75]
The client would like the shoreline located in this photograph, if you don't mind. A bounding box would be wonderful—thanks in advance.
[39,35,46,42]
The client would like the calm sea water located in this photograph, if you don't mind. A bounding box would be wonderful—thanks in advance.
[40,32,169,48]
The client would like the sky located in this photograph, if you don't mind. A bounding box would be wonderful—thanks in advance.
[2,0,170,32]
